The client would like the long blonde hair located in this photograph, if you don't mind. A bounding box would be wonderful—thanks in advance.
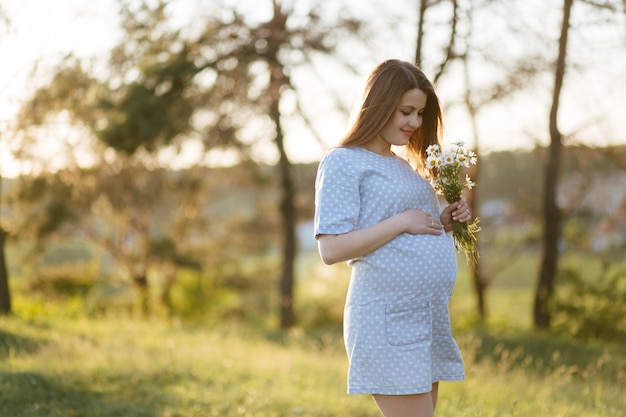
[339,59,443,176]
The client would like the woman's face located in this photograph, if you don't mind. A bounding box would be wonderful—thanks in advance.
[376,88,427,148]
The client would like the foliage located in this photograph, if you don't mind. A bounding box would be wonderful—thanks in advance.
[8,0,366,326]
[24,263,98,300]
[5,0,626,327]
[475,145,626,219]
[552,262,626,343]
[4,161,286,315]
[99,1,208,154]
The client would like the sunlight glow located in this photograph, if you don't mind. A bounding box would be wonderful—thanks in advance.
[0,0,624,178]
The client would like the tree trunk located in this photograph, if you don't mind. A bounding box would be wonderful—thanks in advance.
[0,227,11,315]
[0,161,10,315]
[277,130,296,329]
[269,78,297,329]
[160,262,178,317]
[461,38,488,319]
[266,1,297,330]
[466,107,487,319]
[468,163,486,318]
[132,268,150,317]
[534,0,573,329]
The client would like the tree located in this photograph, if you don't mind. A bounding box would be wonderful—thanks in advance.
[0,216,9,316]
[414,0,573,319]
[461,48,487,318]
[414,0,487,317]
[534,0,573,329]
[0,129,9,315]
[0,3,11,315]
[533,0,626,328]
[222,0,363,328]
[10,2,243,316]
[414,0,489,315]
[10,0,364,326]
[456,0,550,318]
[264,4,298,328]
[415,0,459,83]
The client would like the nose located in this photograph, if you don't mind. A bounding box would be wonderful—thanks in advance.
[409,113,422,128]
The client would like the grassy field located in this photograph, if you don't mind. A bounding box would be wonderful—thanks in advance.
[1,252,625,416]
[1,315,624,417]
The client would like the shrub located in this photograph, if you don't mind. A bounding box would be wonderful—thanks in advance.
[552,262,626,343]
[24,263,98,300]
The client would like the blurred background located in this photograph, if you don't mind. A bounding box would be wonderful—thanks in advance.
[0,0,626,417]
[0,1,625,415]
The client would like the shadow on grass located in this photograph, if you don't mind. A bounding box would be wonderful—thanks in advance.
[466,330,626,382]
[0,330,47,359]
[0,370,203,417]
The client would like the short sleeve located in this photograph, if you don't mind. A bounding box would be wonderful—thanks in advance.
[314,149,362,238]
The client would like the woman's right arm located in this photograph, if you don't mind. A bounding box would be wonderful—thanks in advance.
[317,209,443,265]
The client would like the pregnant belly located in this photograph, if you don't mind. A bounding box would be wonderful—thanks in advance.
[388,232,457,266]
[353,232,458,297]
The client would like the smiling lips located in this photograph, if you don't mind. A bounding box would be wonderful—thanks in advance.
[401,129,414,137]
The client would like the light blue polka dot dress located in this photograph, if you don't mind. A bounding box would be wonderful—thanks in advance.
[314,147,465,395]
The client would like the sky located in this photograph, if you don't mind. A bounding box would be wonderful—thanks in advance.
[0,0,122,177]
[0,1,119,111]
[1,0,625,178]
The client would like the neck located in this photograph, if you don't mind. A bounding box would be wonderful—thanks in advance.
[364,142,394,157]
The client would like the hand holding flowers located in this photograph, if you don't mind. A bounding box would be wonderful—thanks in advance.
[426,141,481,264]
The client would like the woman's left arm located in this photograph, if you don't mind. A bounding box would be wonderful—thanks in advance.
[440,197,472,233]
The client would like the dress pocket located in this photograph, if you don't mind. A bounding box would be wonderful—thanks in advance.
[385,297,431,346]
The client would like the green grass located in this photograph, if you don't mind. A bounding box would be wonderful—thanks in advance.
[1,249,625,416]
[1,313,625,416]
[0,317,371,417]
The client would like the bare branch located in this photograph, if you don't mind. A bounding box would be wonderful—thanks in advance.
[433,0,459,84]
[578,0,620,11]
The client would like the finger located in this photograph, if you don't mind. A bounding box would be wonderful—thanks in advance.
[424,227,443,235]
[452,211,464,221]
[458,203,467,211]
[425,218,442,229]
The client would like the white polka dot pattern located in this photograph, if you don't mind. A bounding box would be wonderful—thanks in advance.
[314,147,465,395]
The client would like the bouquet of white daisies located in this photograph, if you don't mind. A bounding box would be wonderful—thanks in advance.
[426,141,481,264]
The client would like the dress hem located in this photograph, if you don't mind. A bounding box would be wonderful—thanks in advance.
[347,374,465,395]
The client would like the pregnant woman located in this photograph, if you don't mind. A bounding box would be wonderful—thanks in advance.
[314,59,472,417]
